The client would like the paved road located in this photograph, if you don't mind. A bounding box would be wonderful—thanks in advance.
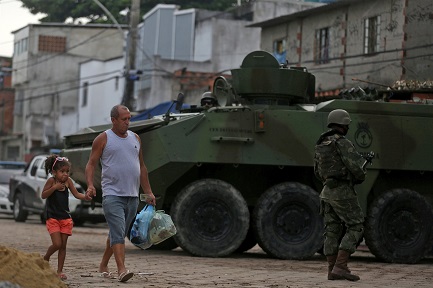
[1,215,433,288]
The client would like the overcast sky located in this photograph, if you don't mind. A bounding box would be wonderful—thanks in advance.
[0,0,43,57]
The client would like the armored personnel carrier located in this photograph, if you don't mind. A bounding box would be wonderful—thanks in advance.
[63,51,433,264]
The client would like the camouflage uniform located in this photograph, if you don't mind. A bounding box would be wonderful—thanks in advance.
[314,130,366,256]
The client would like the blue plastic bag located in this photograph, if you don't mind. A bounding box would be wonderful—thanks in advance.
[129,205,155,249]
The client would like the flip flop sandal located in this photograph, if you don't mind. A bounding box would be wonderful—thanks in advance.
[99,271,116,279]
[118,270,134,282]
[58,273,67,281]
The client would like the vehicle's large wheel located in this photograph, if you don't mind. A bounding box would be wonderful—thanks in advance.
[235,215,257,253]
[365,189,433,263]
[253,182,324,260]
[171,179,249,257]
[40,213,46,224]
[13,192,28,222]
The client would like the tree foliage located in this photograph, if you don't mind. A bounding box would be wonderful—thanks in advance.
[19,0,239,24]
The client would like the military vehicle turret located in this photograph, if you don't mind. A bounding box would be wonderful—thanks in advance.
[63,51,433,264]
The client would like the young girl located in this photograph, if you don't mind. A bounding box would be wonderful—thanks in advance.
[41,154,91,281]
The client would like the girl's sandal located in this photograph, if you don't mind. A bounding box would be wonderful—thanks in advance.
[58,273,67,281]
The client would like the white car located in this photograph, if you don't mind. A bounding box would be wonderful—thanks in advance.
[0,161,27,215]
[0,184,13,214]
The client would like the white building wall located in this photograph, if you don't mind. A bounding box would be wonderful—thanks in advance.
[11,24,125,159]
[71,57,124,136]
[194,21,213,62]
[211,18,261,73]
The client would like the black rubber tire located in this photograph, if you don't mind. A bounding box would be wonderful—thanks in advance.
[235,222,257,253]
[148,237,179,251]
[40,213,46,224]
[13,193,28,222]
[364,188,433,263]
[73,219,85,227]
[171,179,249,257]
[253,182,324,260]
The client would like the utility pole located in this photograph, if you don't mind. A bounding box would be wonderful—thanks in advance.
[122,0,140,111]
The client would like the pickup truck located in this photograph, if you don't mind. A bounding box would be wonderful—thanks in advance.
[8,155,105,225]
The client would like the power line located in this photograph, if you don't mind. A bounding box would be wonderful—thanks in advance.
[12,69,122,93]
[0,76,118,109]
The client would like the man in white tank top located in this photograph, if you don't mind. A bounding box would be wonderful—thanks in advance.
[85,104,156,282]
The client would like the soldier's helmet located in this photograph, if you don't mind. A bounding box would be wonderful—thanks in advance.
[200,92,218,107]
[327,109,351,127]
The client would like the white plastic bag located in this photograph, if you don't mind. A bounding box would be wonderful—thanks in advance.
[148,210,177,245]
[130,205,155,249]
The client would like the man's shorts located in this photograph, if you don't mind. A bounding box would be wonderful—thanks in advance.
[46,218,73,235]
[103,195,139,246]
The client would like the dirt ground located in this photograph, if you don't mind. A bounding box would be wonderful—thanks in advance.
[1,214,433,288]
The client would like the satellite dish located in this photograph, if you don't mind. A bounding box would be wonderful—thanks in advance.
[213,76,235,106]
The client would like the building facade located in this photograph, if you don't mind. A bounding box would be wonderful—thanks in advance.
[6,1,326,161]
[0,57,17,160]
[75,57,125,132]
[251,0,433,94]
[134,1,323,110]
[11,23,126,161]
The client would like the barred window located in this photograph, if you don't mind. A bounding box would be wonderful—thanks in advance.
[314,27,330,64]
[364,16,381,54]
[38,35,66,53]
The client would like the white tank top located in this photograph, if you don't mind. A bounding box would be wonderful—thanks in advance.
[101,129,140,197]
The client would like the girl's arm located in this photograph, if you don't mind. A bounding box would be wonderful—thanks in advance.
[41,177,60,199]
[67,177,91,201]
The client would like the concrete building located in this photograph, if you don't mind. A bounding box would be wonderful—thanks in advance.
[249,0,433,95]
[10,23,126,161]
[75,57,125,132]
[0,57,17,160]
[134,1,323,110]
[5,1,325,161]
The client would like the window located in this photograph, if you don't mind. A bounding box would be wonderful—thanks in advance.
[30,158,41,176]
[315,27,330,64]
[273,39,287,64]
[82,82,88,107]
[14,42,19,55]
[38,35,66,53]
[22,38,28,53]
[364,16,381,54]
[6,146,20,161]
[14,38,29,55]
[13,90,24,116]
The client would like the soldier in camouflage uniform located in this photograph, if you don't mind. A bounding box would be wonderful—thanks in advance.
[314,109,367,281]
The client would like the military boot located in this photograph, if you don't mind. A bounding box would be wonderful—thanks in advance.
[326,255,340,280]
[330,250,360,281]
